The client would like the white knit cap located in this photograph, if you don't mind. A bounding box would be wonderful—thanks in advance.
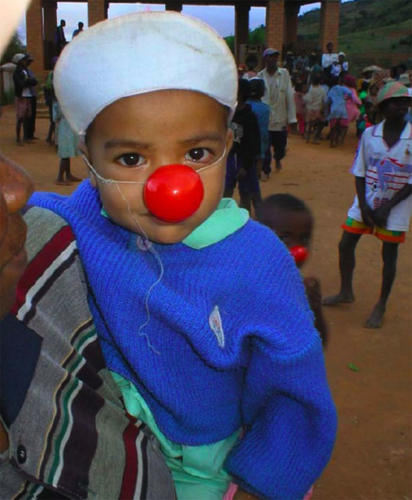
[54,11,238,136]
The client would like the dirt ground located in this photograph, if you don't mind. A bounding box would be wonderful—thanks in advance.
[1,105,411,500]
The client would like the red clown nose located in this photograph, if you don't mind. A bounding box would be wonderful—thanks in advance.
[144,164,204,223]
[289,245,309,265]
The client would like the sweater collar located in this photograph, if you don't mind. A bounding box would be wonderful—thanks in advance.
[183,198,249,249]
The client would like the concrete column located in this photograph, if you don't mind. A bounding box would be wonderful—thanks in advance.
[43,0,57,68]
[235,3,250,63]
[320,0,340,51]
[165,1,183,11]
[285,2,299,49]
[265,0,285,53]
[88,0,108,27]
[26,0,44,74]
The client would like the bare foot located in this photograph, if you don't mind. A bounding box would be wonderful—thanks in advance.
[322,292,355,306]
[364,303,385,329]
[55,180,71,186]
[66,175,82,182]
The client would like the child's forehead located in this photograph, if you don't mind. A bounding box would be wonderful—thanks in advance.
[87,89,229,140]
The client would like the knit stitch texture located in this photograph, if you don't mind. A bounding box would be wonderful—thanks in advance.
[31,181,337,499]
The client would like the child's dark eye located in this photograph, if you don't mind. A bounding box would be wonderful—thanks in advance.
[185,148,213,164]
[116,153,145,167]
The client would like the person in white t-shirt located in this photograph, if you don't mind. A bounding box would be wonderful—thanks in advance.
[323,82,412,328]
[321,42,338,73]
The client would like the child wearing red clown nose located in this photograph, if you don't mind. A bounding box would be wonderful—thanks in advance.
[21,12,336,500]
[256,193,329,346]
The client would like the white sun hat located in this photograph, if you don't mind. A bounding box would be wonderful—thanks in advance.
[54,11,238,136]
[11,53,27,64]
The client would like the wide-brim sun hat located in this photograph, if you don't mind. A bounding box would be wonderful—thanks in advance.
[377,81,410,105]
[54,11,238,136]
[11,53,26,64]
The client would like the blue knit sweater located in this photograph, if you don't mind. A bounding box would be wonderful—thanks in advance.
[31,181,337,500]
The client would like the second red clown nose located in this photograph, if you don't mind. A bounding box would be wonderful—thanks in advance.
[289,245,309,265]
[143,164,204,223]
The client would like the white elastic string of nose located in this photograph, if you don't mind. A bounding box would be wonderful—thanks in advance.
[81,146,227,185]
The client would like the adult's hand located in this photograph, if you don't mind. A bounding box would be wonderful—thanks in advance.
[0,153,33,319]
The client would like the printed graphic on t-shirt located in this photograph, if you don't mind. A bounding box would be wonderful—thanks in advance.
[366,155,412,207]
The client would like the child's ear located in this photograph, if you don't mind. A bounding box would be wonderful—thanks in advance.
[78,141,97,187]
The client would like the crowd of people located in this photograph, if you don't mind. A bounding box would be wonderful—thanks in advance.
[1,4,411,499]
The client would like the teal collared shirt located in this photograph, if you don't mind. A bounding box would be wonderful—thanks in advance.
[182,198,249,249]
[101,197,249,249]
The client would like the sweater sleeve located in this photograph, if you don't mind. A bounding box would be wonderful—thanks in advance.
[224,251,337,500]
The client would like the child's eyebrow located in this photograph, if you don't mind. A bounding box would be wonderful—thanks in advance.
[104,134,222,150]
[178,133,223,145]
[104,139,151,150]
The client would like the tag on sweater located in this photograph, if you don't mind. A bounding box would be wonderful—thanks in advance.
[209,305,225,348]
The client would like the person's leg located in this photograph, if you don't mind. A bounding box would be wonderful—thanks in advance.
[16,118,23,145]
[26,97,34,139]
[329,123,337,147]
[262,132,275,179]
[338,124,348,145]
[323,231,362,305]
[313,120,323,143]
[298,114,305,135]
[365,242,399,328]
[272,130,287,171]
[56,158,70,184]
[29,97,37,139]
[46,102,55,144]
[305,121,312,142]
[66,159,81,182]
[239,160,261,214]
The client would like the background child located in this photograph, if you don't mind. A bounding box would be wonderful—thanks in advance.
[327,75,353,147]
[303,73,327,144]
[256,193,328,344]
[44,55,58,145]
[246,78,270,180]
[23,13,336,500]
[323,81,412,329]
[224,78,261,212]
[53,99,81,185]
[342,74,361,143]
[294,82,306,136]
